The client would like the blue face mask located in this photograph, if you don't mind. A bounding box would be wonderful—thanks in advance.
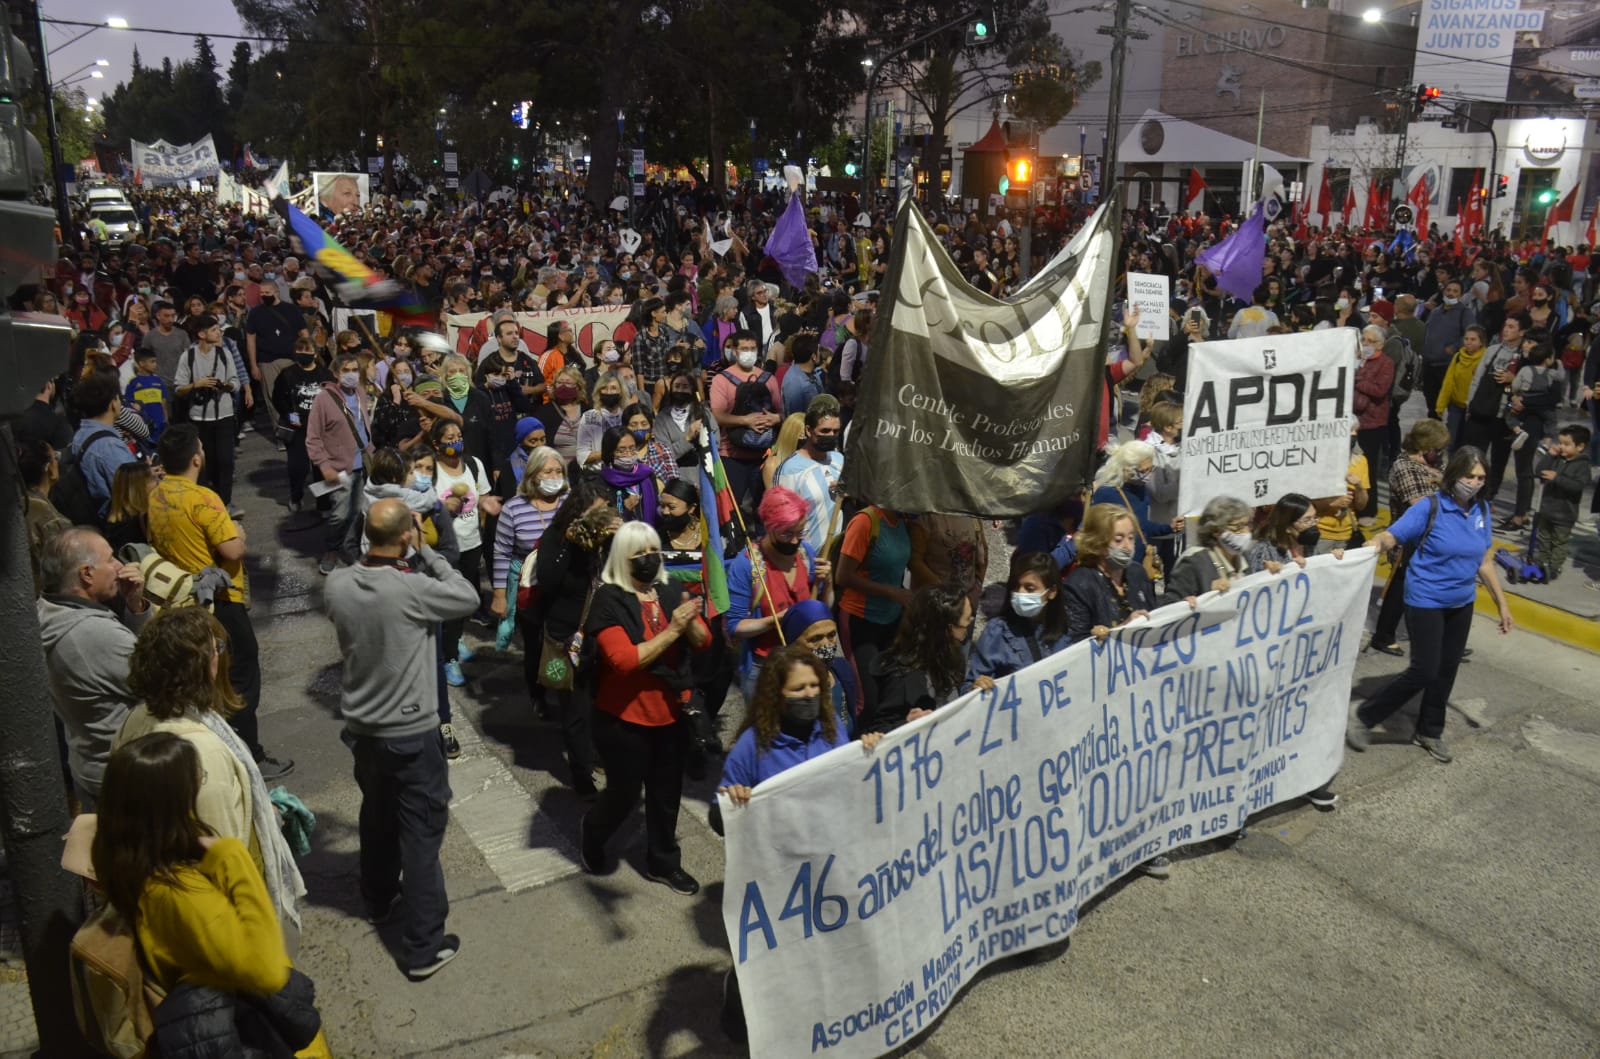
[412,472,433,491]
[1010,591,1046,619]
[441,440,464,458]
[631,429,649,445]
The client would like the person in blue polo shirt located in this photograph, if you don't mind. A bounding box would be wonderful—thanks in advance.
[1347,446,1514,764]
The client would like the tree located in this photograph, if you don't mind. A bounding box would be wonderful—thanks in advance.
[1005,21,1100,133]
[27,88,104,166]
[226,42,252,114]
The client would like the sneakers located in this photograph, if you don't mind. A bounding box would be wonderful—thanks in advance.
[440,723,461,760]
[644,867,701,896]
[1345,718,1372,751]
[256,755,295,781]
[1413,733,1453,763]
[317,552,340,575]
[443,659,465,687]
[1304,784,1339,811]
[1510,429,1529,452]
[364,892,401,925]
[403,934,461,981]
[578,813,610,874]
[1137,855,1172,879]
[456,637,476,663]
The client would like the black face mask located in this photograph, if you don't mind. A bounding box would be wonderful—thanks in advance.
[771,538,801,556]
[811,434,838,453]
[600,391,622,408]
[294,354,315,367]
[1297,527,1321,550]
[658,511,694,538]
[629,553,662,582]
[669,390,694,406]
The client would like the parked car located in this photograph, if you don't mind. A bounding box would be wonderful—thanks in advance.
[88,203,140,245]
[83,185,129,209]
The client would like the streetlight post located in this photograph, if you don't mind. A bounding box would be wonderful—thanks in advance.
[859,57,875,209]
[46,15,126,56]
[22,0,76,246]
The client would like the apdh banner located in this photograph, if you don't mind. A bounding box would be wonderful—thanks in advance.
[839,199,1115,517]
[1178,329,1357,517]
[722,551,1375,1058]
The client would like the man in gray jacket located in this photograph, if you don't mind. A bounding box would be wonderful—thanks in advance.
[37,527,150,810]
[324,498,478,981]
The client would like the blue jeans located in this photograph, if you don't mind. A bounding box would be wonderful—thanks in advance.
[343,729,452,968]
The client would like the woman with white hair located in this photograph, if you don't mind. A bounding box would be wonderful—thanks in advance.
[1160,495,1257,608]
[1353,324,1396,523]
[1090,439,1184,568]
[578,521,711,896]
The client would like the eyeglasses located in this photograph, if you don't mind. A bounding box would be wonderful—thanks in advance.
[214,638,229,656]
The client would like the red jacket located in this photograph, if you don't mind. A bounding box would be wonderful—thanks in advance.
[1353,352,1395,429]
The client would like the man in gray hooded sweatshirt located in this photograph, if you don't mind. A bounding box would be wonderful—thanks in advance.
[37,527,151,809]
[325,497,478,981]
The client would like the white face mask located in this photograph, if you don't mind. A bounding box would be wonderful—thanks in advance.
[1443,296,1459,306]
[737,349,758,370]
[537,477,564,497]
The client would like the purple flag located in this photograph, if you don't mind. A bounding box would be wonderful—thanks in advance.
[763,192,818,290]
[1196,204,1266,303]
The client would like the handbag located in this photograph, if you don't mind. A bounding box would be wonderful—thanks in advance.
[69,904,167,1058]
[537,575,599,691]
[1116,486,1165,583]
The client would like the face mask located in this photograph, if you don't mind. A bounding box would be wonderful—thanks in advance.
[486,374,507,389]
[264,272,277,282]
[553,384,579,403]
[1452,480,1480,505]
[602,350,621,364]
[339,371,360,389]
[1011,591,1046,619]
[1220,530,1253,554]
[393,370,412,387]
[536,476,565,497]
[1361,344,1379,359]
[1443,296,1459,306]
[670,390,693,406]
[412,472,433,491]
[599,391,622,408]
[1106,546,1134,569]
[737,350,758,370]
[782,693,821,723]
[811,434,838,453]
[612,454,637,471]
[659,511,694,537]
[631,429,649,445]
[1296,527,1320,550]
[1131,467,1152,483]
[294,353,315,367]
[810,639,840,661]
[234,270,246,281]
[771,538,801,556]
[629,552,662,581]
[446,375,471,398]
[1334,298,1350,311]
[441,440,464,458]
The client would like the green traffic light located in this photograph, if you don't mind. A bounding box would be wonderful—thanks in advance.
[974,20,989,37]
[1536,189,1556,204]
[998,175,1010,195]
[845,161,857,176]
[512,156,521,168]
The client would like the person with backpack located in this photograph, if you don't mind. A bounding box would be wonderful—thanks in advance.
[1350,446,1514,765]
[173,315,243,515]
[1382,306,1422,472]
[709,329,781,518]
[60,372,137,524]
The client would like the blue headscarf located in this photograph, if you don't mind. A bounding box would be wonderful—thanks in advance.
[509,416,542,484]
[781,599,835,644]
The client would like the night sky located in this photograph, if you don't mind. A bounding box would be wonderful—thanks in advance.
[42,0,248,103]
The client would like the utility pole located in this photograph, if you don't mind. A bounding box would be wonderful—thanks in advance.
[1094,0,1144,389]
[17,0,73,247]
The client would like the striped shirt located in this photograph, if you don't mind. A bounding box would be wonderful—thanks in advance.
[492,495,563,587]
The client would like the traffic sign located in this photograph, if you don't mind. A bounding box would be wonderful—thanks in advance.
[754,156,768,174]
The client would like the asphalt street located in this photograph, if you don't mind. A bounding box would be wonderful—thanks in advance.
[4,427,1600,1058]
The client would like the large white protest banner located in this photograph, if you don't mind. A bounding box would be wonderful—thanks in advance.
[1178,328,1356,518]
[130,136,220,183]
[444,305,636,361]
[722,553,1374,1058]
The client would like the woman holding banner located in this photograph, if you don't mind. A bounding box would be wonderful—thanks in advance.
[1064,503,1157,644]
[1348,447,1513,765]
[1161,496,1256,607]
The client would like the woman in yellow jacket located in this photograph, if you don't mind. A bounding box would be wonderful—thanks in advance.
[1435,324,1488,446]
[91,732,331,1057]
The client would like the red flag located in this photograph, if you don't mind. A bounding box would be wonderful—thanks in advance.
[1342,184,1357,227]
[1586,207,1598,250]
[1315,168,1331,223]
[1362,180,1379,230]
[1541,185,1580,251]
[1185,168,1207,211]
[1407,174,1430,234]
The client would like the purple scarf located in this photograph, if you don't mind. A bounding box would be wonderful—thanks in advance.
[600,463,659,525]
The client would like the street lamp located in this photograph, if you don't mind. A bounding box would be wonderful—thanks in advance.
[47,16,127,56]
[55,59,111,83]
[1361,7,1382,22]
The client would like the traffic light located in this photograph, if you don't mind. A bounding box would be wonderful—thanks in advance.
[1414,84,1440,111]
[966,19,993,46]
[0,25,71,418]
[1005,151,1034,188]
[1535,187,1557,206]
[511,155,521,169]
[1495,175,1509,199]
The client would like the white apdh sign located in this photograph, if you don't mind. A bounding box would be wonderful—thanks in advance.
[1178,328,1357,517]
[721,552,1374,1058]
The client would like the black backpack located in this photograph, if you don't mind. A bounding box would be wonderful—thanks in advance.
[723,370,775,450]
[1387,336,1420,403]
[51,429,122,527]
